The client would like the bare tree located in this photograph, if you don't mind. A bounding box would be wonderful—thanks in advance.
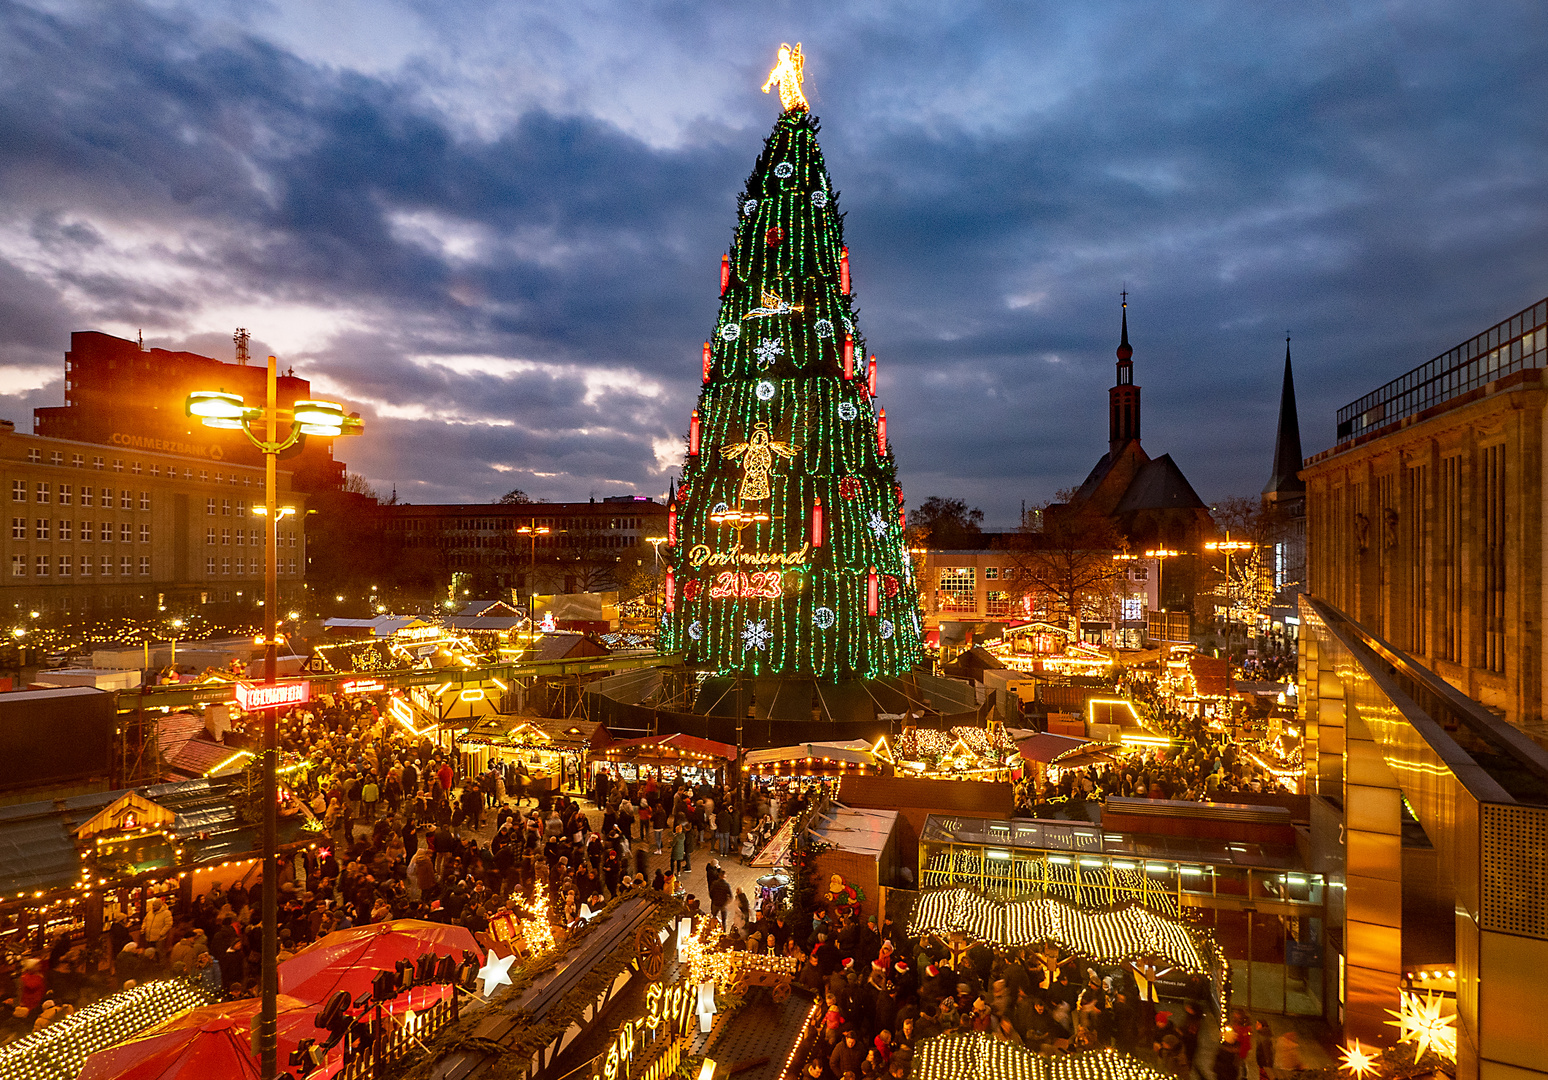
[909,496,985,548]
[340,472,380,500]
[497,488,533,504]
[1209,496,1294,641]
[1002,496,1128,638]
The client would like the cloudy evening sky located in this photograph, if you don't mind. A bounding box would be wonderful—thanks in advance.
[1,1,1545,526]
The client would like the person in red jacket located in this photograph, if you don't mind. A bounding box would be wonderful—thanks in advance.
[18,959,46,1016]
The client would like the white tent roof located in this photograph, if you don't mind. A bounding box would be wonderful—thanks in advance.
[744,740,875,767]
[808,804,898,859]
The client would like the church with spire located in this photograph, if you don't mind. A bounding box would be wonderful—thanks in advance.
[1262,337,1307,622]
[1064,300,1215,547]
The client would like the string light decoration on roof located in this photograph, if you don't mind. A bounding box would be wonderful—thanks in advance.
[0,978,211,1080]
[661,51,923,682]
[910,1033,1173,1080]
[918,851,1180,918]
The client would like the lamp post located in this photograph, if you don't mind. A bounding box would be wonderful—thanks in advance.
[646,536,667,617]
[187,359,362,1080]
[1205,536,1255,652]
[516,524,551,644]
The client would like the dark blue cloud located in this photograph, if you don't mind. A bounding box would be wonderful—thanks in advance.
[0,0,1545,523]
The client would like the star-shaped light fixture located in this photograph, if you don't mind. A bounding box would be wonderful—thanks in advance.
[476,949,517,996]
[1337,1038,1380,1079]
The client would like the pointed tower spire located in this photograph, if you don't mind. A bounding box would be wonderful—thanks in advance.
[1263,335,1305,499]
[1109,292,1141,453]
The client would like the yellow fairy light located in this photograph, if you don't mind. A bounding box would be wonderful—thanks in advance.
[1337,1038,1380,1079]
[1385,989,1457,1063]
[762,43,807,113]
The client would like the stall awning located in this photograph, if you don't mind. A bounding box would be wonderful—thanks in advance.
[809,805,897,858]
[744,741,875,769]
[594,732,736,763]
[1016,733,1092,765]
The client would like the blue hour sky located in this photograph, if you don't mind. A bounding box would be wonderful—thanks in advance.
[0,1,1544,526]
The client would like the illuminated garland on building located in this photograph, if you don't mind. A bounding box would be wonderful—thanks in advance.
[910,1033,1172,1080]
[0,978,211,1080]
[659,103,924,680]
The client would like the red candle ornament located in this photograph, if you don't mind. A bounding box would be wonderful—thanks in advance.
[867,567,879,616]
[720,253,730,295]
[689,411,701,456]
[843,334,854,380]
[701,341,711,383]
[877,408,887,456]
[867,354,877,398]
[840,246,850,294]
[665,568,676,613]
[668,501,678,544]
[812,495,824,549]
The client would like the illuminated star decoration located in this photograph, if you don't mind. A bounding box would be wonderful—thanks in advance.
[1338,1038,1380,1079]
[1385,989,1457,1062]
[476,949,517,996]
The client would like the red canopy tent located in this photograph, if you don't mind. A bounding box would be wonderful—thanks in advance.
[77,1015,267,1080]
[278,919,478,1006]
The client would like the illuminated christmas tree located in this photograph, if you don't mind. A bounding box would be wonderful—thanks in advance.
[661,46,924,681]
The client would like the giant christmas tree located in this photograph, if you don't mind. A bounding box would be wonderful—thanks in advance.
[661,46,925,682]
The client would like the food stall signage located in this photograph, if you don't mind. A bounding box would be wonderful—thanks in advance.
[235,680,311,711]
[341,678,385,694]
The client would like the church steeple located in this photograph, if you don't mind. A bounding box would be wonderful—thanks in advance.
[1263,336,1305,500]
[1109,293,1141,453]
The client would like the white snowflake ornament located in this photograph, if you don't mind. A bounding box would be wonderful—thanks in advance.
[742,619,772,651]
[754,337,784,367]
[867,509,889,541]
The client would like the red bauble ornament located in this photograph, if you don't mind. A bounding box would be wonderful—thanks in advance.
[838,477,862,500]
[884,575,899,598]
[765,226,785,246]
[682,579,701,602]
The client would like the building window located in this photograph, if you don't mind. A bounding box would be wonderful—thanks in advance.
[34,555,47,576]
[236,557,245,575]
[236,500,246,516]
[139,492,150,511]
[11,480,24,501]
[150,464,160,477]
[120,523,132,543]
[100,522,111,542]
[206,497,216,515]
[120,491,132,510]
[80,487,92,508]
[10,555,23,577]
[80,520,92,542]
[35,483,49,504]
[221,499,230,516]
[92,457,103,470]
[138,556,150,576]
[101,556,112,576]
[206,557,216,575]
[71,454,83,468]
[35,519,48,540]
[252,528,262,546]
[206,528,216,545]
[221,557,230,575]
[221,528,230,545]
[131,461,142,475]
[112,459,123,472]
[199,470,208,482]
[10,518,22,540]
[986,590,1010,616]
[80,556,91,577]
[26,449,40,464]
[139,524,150,543]
[288,530,296,548]
[58,520,71,542]
[49,452,62,466]
[1132,565,1149,581]
[101,486,112,505]
[1483,443,1506,674]
[938,567,977,612]
[234,527,244,546]
[215,473,223,485]
[183,468,193,479]
[58,555,71,577]
[58,484,71,506]
[120,556,132,575]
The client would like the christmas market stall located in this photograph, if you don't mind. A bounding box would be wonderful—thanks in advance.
[456,716,607,797]
[879,723,1025,782]
[589,732,736,788]
[743,739,881,800]
[804,804,901,924]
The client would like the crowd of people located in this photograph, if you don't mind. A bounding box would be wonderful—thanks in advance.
[761,907,1304,1080]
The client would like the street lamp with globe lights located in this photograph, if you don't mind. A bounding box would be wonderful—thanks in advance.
[516,525,552,642]
[186,357,362,1080]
